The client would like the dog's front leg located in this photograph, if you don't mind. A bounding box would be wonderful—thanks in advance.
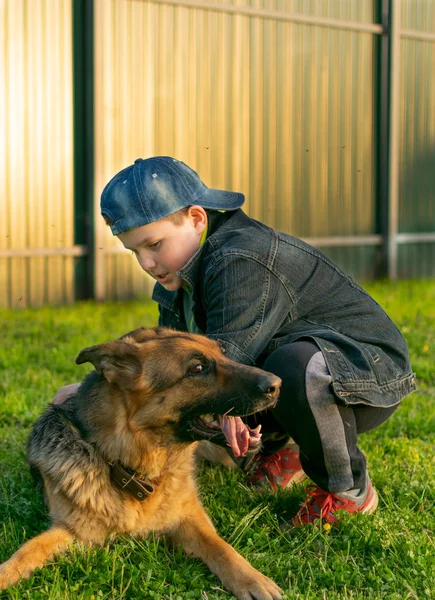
[0,525,74,589]
[172,503,282,600]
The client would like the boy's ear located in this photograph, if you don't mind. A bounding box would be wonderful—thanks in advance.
[75,341,144,389]
[188,205,207,231]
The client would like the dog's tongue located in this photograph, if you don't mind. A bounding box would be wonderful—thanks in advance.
[218,415,262,457]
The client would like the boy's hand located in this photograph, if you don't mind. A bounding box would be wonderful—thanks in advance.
[52,383,80,405]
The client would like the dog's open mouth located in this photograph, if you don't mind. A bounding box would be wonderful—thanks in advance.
[192,414,262,457]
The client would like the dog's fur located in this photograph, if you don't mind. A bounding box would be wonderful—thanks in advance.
[0,327,282,599]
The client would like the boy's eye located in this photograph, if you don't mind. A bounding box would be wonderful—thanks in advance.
[149,241,161,249]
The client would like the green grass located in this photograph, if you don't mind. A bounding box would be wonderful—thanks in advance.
[0,280,434,600]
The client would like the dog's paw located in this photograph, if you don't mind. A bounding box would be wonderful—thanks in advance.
[0,561,22,590]
[230,568,282,600]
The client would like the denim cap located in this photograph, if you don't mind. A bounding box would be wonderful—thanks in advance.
[100,156,245,235]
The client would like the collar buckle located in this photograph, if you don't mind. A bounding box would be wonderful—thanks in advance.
[109,461,154,501]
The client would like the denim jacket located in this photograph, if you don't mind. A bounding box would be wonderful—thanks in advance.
[153,210,416,408]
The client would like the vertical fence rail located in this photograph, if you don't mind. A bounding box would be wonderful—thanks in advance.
[378,0,391,279]
[388,0,401,279]
[73,0,95,300]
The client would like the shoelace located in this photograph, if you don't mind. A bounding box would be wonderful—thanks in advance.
[301,485,355,521]
[254,451,284,475]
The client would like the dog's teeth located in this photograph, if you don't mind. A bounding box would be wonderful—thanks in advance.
[248,424,262,447]
[200,414,220,429]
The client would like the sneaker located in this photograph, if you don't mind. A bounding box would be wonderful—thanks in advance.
[293,478,379,527]
[248,444,307,490]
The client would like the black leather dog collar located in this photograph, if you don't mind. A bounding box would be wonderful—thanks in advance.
[109,461,154,501]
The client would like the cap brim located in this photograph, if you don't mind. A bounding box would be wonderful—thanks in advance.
[195,188,245,210]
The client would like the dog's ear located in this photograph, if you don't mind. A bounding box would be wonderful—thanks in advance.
[118,326,173,343]
[75,341,144,389]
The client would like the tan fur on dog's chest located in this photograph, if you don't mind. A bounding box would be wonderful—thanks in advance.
[44,446,199,544]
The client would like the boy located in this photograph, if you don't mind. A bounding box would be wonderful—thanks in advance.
[58,156,416,526]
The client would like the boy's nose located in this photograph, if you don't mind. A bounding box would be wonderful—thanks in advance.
[137,253,156,272]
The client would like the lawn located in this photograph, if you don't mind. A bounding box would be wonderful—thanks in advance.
[0,279,434,600]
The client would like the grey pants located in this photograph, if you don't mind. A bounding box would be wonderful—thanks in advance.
[256,340,399,492]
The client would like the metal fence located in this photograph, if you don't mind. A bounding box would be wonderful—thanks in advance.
[1,0,434,309]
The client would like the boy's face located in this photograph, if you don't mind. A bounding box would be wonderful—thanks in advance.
[117,207,207,292]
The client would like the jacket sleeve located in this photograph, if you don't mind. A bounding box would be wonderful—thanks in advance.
[202,253,296,365]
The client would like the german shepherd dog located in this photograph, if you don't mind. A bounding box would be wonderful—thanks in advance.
[0,327,282,599]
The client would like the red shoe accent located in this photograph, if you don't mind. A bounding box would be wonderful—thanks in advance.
[248,445,307,490]
[293,481,379,526]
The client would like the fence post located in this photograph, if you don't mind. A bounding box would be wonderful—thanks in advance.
[73,0,95,299]
[377,0,391,278]
[378,0,400,280]
[388,0,401,279]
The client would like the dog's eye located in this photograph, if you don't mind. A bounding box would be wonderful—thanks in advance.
[188,364,204,374]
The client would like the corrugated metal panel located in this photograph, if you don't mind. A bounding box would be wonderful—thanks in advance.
[399,37,435,233]
[94,0,380,296]
[401,0,435,31]
[0,0,74,309]
[398,243,435,278]
[275,0,376,24]
[398,0,435,277]
[320,245,381,282]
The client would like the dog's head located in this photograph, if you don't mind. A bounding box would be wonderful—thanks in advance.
[75,327,281,457]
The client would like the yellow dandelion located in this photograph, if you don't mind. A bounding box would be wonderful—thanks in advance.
[423,345,429,352]
[323,523,331,532]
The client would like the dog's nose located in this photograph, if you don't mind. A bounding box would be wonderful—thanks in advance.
[259,374,282,399]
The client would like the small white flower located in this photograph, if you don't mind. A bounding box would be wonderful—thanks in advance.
[152,173,158,179]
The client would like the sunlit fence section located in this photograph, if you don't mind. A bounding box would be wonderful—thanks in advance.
[0,0,76,309]
[93,0,384,301]
[398,0,435,277]
[1,0,434,308]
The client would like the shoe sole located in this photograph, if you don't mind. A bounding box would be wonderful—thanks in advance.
[283,470,308,488]
[362,486,379,515]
